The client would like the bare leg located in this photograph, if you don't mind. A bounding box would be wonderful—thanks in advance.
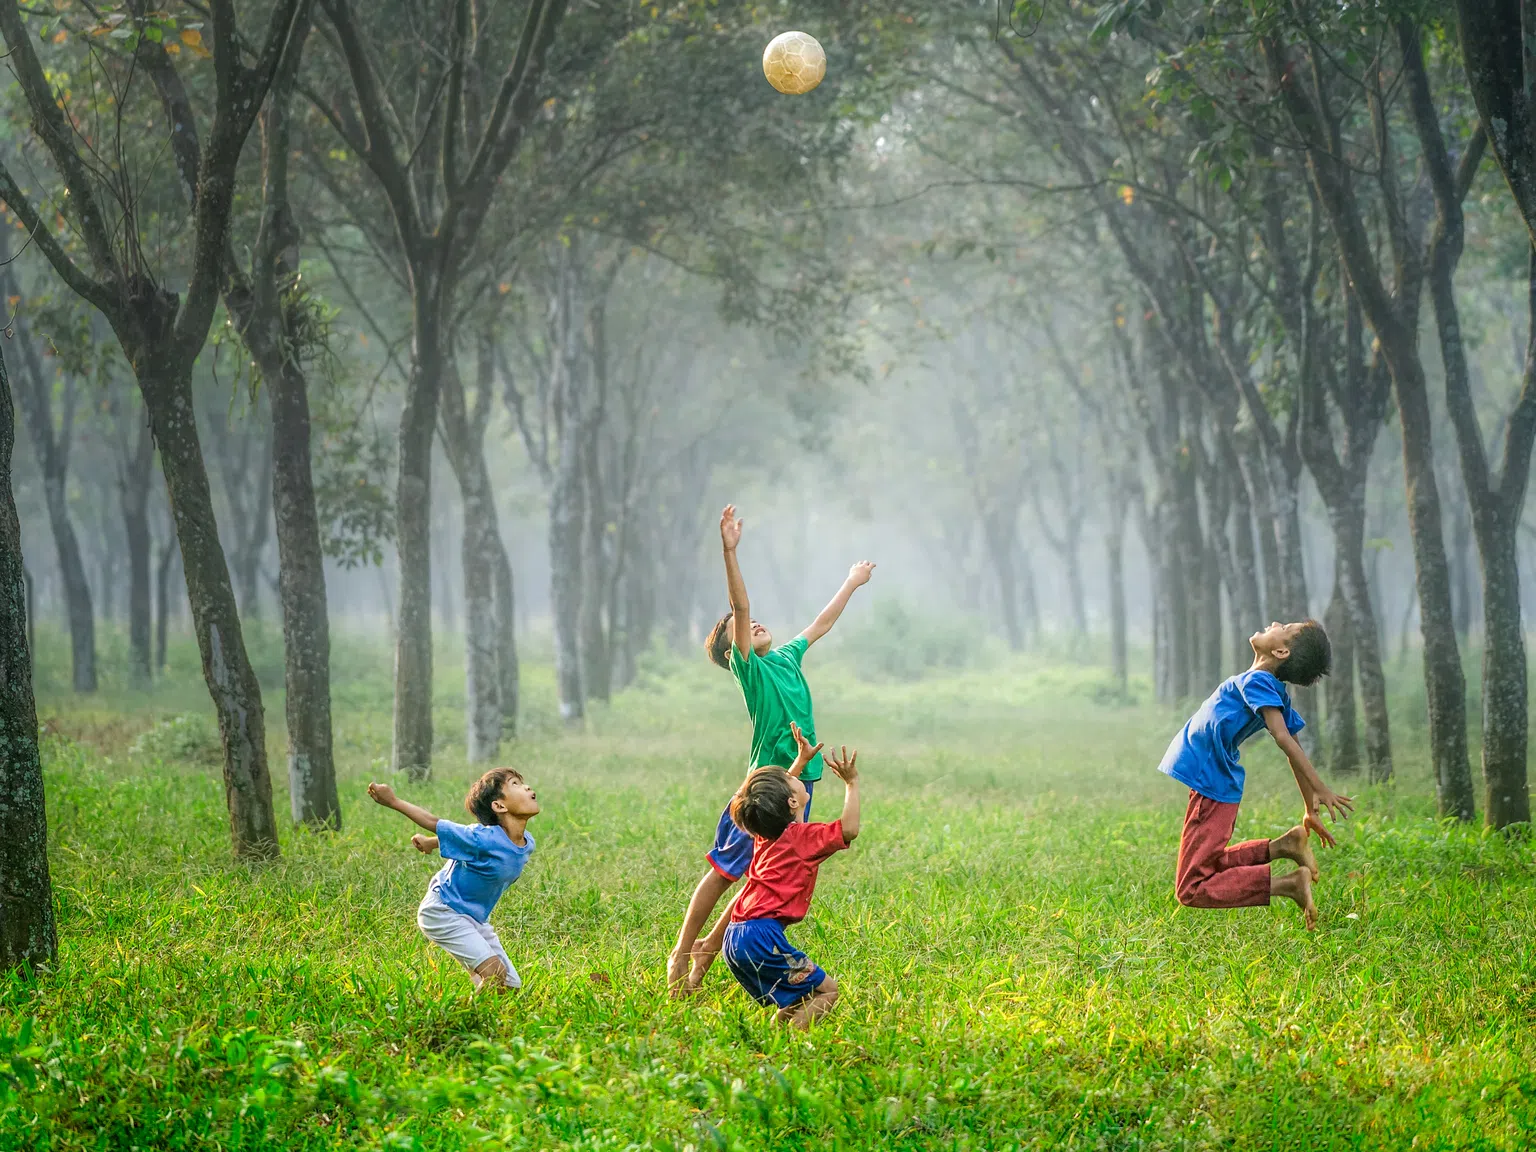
[1268,824,1319,880]
[775,975,840,1030]
[668,868,735,993]
[1271,867,1317,930]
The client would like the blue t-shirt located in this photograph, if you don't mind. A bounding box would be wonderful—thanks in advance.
[1158,670,1305,803]
[428,820,535,923]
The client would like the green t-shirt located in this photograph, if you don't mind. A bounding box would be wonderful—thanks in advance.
[729,635,820,782]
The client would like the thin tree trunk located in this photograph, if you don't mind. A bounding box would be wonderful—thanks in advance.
[580,428,611,704]
[143,357,280,859]
[155,531,177,675]
[982,511,1023,651]
[490,528,518,740]
[1106,502,1128,695]
[550,421,586,725]
[5,295,95,692]
[1323,554,1359,774]
[392,309,443,778]
[119,414,154,689]
[0,345,56,972]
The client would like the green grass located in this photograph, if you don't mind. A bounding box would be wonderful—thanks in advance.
[8,626,1536,1150]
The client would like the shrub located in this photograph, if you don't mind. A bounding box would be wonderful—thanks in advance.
[129,713,222,767]
[835,600,987,682]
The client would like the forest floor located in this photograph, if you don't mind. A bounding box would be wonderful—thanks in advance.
[8,626,1536,1150]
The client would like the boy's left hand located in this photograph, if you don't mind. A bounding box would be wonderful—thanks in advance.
[367,782,397,808]
[787,721,824,778]
[1313,786,1354,824]
[411,834,436,854]
[824,746,859,784]
[847,561,876,586]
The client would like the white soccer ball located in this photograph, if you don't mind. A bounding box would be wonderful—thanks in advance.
[762,31,826,95]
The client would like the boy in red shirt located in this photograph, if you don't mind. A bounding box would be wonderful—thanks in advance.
[719,724,860,1029]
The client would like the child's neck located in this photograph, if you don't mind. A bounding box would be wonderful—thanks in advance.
[497,815,530,846]
[1249,651,1283,675]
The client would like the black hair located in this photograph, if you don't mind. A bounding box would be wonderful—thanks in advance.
[705,613,733,669]
[1276,619,1332,687]
[730,767,795,840]
[465,767,525,825]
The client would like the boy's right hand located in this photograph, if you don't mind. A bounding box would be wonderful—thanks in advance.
[411,834,436,854]
[824,746,858,784]
[720,505,743,551]
[367,782,397,808]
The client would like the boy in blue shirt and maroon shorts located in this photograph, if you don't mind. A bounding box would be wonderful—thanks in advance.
[1159,620,1353,929]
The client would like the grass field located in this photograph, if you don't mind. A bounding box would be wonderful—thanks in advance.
[8,625,1536,1150]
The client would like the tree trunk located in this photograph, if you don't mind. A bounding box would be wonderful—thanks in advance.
[0,345,57,972]
[120,417,155,689]
[142,356,280,859]
[1335,497,1393,782]
[1323,554,1359,775]
[1106,502,1128,695]
[490,529,519,740]
[7,309,95,693]
[269,354,339,828]
[982,510,1023,651]
[440,356,504,763]
[550,419,587,726]
[580,429,611,704]
[392,305,443,779]
[155,531,177,675]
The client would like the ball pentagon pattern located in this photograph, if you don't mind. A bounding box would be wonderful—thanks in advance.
[762,31,826,95]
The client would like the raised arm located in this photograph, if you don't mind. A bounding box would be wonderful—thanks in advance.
[824,746,861,841]
[367,782,441,834]
[799,562,875,647]
[1262,709,1353,845]
[720,505,752,658]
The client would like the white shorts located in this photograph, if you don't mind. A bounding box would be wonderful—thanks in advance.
[416,889,521,989]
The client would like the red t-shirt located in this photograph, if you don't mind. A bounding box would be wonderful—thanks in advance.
[730,819,849,925]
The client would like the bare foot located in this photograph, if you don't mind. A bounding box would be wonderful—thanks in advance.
[1273,866,1318,930]
[1271,824,1319,881]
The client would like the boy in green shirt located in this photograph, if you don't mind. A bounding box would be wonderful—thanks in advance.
[667,504,874,994]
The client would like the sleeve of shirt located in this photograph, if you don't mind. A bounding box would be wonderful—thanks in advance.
[728,643,759,691]
[435,819,486,862]
[780,636,809,667]
[803,819,849,861]
[1240,672,1306,734]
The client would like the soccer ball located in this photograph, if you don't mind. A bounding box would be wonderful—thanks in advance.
[762,31,826,95]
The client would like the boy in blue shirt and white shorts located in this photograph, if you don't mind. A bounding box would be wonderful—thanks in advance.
[1158,620,1353,929]
[368,768,539,992]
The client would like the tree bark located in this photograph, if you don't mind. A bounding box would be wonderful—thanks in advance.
[155,530,177,675]
[116,401,155,689]
[439,354,505,762]
[1323,554,1359,774]
[144,356,281,857]
[1106,499,1128,695]
[0,344,57,973]
[3,274,95,693]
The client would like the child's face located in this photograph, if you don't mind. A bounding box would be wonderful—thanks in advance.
[1250,621,1304,661]
[786,772,809,821]
[494,777,540,820]
[750,619,773,655]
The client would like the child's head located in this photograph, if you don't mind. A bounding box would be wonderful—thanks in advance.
[1251,619,1332,686]
[730,766,808,840]
[465,767,540,825]
[705,614,773,668]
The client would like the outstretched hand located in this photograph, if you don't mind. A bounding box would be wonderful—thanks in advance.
[847,561,876,586]
[787,721,824,778]
[1314,786,1354,824]
[823,745,859,785]
[367,782,397,808]
[720,505,743,551]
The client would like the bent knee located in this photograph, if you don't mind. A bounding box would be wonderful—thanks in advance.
[1175,883,1199,907]
[814,974,839,999]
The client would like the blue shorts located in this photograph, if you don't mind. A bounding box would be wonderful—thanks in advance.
[722,918,826,1009]
[706,781,814,880]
